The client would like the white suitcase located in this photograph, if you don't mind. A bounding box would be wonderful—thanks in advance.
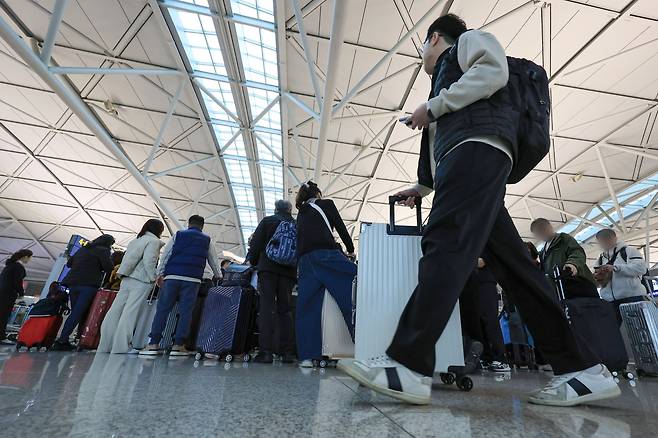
[321,290,354,359]
[354,199,464,374]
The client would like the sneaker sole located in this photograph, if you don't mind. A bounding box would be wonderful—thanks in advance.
[337,362,431,405]
[169,352,192,357]
[138,351,162,356]
[527,385,621,407]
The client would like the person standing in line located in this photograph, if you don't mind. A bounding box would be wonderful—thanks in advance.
[54,234,115,351]
[477,257,509,373]
[295,181,356,368]
[246,199,297,364]
[338,14,619,406]
[140,215,221,357]
[0,249,33,345]
[104,251,125,291]
[531,218,595,284]
[98,219,165,354]
[594,228,649,324]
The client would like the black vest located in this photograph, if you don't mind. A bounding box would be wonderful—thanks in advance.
[431,38,518,164]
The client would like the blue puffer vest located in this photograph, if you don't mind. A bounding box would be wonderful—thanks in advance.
[432,37,518,164]
[163,227,211,280]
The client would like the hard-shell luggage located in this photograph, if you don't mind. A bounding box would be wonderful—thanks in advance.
[185,279,213,351]
[552,267,629,372]
[321,290,354,360]
[195,284,257,362]
[499,308,536,369]
[16,315,63,351]
[354,197,467,389]
[77,289,117,351]
[7,303,31,332]
[620,300,658,376]
[159,303,180,350]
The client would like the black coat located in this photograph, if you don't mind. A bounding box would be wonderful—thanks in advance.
[246,213,297,279]
[62,245,113,288]
[0,261,26,298]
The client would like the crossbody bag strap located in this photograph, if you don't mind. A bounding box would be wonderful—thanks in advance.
[307,199,332,234]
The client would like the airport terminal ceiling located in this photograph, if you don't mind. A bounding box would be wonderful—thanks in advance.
[1,0,658,282]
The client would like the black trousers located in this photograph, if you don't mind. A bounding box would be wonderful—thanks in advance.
[0,292,18,340]
[387,142,594,377]
[258,272,295,354]
[458,272,484,345]
[478,281,505,362]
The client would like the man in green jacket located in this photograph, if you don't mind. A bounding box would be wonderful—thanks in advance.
[530,218,595,285]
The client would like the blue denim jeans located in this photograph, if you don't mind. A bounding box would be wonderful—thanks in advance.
[148,279,200,346]
[296,249,357,360]
[58,285,97,342]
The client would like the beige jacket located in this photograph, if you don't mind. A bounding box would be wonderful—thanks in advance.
[117,232,164,284]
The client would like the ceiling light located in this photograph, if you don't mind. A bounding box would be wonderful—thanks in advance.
[103,100,118,116]
[570,172,584,183]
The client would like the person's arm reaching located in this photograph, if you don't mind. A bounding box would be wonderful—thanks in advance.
[564,234,588,276]
[156,234,175,278]
[13,264,26,296]
[427,30,508,120]
[324,200,354,255]
[406,30,509,130]
[207,244,221,279]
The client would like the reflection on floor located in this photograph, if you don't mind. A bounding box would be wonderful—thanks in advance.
[0,348,657,437]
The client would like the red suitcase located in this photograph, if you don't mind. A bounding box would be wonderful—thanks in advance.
[77,289,117,351]
[16,315,63,351]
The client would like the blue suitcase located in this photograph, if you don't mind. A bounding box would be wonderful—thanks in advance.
[195,285,257,361]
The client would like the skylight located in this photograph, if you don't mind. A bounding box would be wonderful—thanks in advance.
[558,172,658,244]
[167,0,284,250]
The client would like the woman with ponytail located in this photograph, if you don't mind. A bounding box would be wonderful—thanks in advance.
[295,181,357,367]
[0,249,33,344]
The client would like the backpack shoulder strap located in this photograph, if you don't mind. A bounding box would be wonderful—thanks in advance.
[306,199,332,234]
[620,247,628,263]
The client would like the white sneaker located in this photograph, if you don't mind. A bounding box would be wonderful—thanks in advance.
[537,363,553,372]
[488,361,511,373]
[528,364,621,407]
[337,355,432,405]
[299,359,314,368]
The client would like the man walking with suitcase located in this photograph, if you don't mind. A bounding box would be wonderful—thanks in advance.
[339,14,620,406]
[140,215,221,357]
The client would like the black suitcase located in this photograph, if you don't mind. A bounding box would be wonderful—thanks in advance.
[552,267,628,372]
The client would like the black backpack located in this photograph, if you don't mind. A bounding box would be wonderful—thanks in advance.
[598,247,653,294]
[505,57,551,184]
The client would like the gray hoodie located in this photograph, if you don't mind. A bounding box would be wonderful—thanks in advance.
[597,241,647,302]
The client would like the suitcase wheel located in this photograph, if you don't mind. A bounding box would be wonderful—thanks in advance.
[317,359,328,368]
[440,373,455,385]
[195,352,204,361]
[624,372,635,380]
[242,354,251,363]
[15,343,22,352]
[225,354,233,363]
[457,376,473,392]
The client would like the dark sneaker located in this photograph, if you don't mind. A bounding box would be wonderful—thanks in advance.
[488,361,512,373]
[52,340,75,351]
[281,352,296,364]
[0,339,15,346]
[254,351,274,364]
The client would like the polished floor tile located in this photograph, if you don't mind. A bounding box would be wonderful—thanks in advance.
[0,348,656,437]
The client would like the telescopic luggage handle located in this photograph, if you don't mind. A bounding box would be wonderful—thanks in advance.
[387,195,423,236]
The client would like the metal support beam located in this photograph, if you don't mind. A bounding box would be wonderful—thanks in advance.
[149,156,216,179]
[40,0,68,65]
[282,91,319,119]
[143,79,185,174]
[0,13,185,229]
[291,0,323,109]
[548,0,640,85]
[314,0,347,181]
[527,197,606,229]
[332,0,447,116]
[49,66,183,76]
[595,146,627,233]
[194,78,241,123]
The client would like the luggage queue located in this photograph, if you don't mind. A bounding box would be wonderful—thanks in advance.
[1,12,657,411]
